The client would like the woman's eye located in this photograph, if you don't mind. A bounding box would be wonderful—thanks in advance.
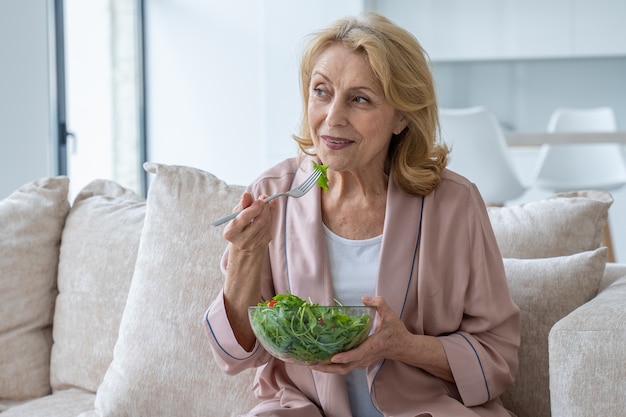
[313,87,326,97]
[354,96,369,104]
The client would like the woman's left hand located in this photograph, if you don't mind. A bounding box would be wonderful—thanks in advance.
[310,296,455,381]
[310,295,411,375]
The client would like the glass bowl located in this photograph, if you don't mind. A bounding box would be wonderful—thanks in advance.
[248,304,376,365]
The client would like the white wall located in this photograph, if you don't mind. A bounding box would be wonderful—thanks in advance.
[2,1,624,261]
[144,0,626,262]
[145,0,364,186]
[0,0,56,198]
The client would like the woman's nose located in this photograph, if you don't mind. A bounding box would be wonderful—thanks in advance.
[326,99,348,127]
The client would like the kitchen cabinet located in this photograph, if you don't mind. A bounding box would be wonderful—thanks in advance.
[573,0,626,57]
[369,0,626,61]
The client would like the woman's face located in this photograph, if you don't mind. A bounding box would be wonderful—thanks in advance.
[307,42,406,174]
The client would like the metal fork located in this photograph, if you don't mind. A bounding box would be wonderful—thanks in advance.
[211,168,323,226]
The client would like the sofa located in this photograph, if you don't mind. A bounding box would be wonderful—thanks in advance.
[1,162,625,417]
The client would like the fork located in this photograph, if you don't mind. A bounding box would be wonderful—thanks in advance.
[211,168,323,226]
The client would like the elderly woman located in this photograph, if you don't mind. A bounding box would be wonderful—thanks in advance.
[205,12,520,417]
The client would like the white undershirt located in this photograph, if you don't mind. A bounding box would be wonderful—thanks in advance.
[323,225,384,417]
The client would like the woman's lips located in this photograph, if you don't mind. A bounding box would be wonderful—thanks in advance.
[321,135,354,150]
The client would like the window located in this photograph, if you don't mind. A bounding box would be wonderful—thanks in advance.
[58,0,146,198]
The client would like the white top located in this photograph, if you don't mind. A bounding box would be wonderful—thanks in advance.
[323,225,384,417]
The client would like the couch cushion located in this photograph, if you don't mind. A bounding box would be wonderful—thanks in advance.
[88,163,257,417]
[0,389,95,417]
[0,177,70,408]
[50,180,146,394]
[488,190,612,258]
[500,247,607,417]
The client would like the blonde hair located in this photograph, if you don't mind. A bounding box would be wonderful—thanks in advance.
[293,12,449,196]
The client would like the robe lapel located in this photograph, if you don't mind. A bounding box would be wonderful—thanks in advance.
[376,176,424,320]
[368,176,424,393]
[282,163,424,416]
[283,159,334,305]
[283,163,425,315]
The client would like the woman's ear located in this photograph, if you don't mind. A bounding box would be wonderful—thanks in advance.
[393,114,409,135]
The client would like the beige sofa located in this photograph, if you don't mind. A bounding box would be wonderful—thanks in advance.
[1,162,625,417]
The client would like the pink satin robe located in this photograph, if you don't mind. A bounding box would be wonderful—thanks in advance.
[204,156,520,417]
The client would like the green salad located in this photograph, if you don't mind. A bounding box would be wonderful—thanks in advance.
[313,161,329,192]
[249,294,373,364]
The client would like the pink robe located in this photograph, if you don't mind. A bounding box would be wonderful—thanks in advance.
[205,156,520,417]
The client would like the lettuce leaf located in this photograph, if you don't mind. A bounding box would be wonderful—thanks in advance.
[313,161,329,192]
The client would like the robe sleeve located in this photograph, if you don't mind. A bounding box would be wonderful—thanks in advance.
[439,183,521,406]
[203,248,273,375]
[203,176,282,375]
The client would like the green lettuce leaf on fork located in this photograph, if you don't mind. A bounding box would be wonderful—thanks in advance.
[313,161,329,192]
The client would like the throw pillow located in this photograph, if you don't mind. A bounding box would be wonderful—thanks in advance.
[87,163,257,417]
[0,177,70,407]
[488,190,612,258]
[50,180,146,393]
[500,247,607,417]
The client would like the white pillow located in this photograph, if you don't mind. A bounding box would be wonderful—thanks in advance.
[87,163,257,417]
[0,177,70,407]
[488,190,612,258]
[500,247,607,417]
[50,180,146,393]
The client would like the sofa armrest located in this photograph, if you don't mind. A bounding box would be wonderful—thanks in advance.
[549,274,626,417]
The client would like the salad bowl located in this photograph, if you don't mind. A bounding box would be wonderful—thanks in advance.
[248,294,375,365]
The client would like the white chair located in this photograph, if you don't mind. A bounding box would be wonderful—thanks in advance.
[534,106,626,262]
[439,106,526,206]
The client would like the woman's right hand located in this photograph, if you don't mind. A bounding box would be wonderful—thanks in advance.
[223,192,275,253]
[222,192,276,350]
